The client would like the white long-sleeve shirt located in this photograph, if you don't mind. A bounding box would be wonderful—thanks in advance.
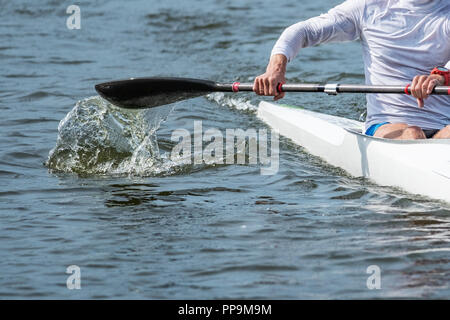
[271,0,450,130]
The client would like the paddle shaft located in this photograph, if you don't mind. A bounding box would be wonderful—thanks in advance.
[94,77,450,109]
[216,82,450,95]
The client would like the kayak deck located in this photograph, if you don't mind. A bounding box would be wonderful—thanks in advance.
[257,101,450,203]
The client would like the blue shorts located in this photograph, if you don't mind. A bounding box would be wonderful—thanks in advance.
[365,122,390,136]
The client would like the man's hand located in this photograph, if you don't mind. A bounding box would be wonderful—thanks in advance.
[411,74,445,108]
[254,54,287,101]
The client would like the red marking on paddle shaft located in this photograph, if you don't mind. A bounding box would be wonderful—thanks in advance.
[405,84,411,95]
[277,83,284,93]
[232,82,240,92]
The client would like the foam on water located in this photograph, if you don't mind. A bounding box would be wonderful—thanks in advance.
[45,96,174,176]
[206,92,257,113]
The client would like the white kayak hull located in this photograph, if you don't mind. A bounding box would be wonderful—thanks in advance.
[257,101,450,203]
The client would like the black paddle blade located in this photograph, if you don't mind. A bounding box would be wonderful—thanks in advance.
[95,77,219,109]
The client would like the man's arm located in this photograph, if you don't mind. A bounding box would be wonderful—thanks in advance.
[254,0,364,99]
[408,13,449,108]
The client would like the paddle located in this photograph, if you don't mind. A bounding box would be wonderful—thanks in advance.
[94,77,450,109]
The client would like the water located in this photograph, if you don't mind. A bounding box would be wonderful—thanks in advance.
[1,0,449,299]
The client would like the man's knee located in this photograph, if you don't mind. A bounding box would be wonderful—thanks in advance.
[402,126,426,139]
[433,125,450,139]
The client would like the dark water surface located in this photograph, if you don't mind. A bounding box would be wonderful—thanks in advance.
[1,0,449,299]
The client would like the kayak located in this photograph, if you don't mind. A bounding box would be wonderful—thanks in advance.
[257,101,450,203]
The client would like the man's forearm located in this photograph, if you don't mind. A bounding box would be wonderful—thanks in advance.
[267,54,288,73]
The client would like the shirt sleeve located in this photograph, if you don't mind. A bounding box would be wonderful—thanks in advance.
[271,0,364,62]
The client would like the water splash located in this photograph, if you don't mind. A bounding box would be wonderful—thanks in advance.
[45,96,174,176]
[46,94,265,177]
